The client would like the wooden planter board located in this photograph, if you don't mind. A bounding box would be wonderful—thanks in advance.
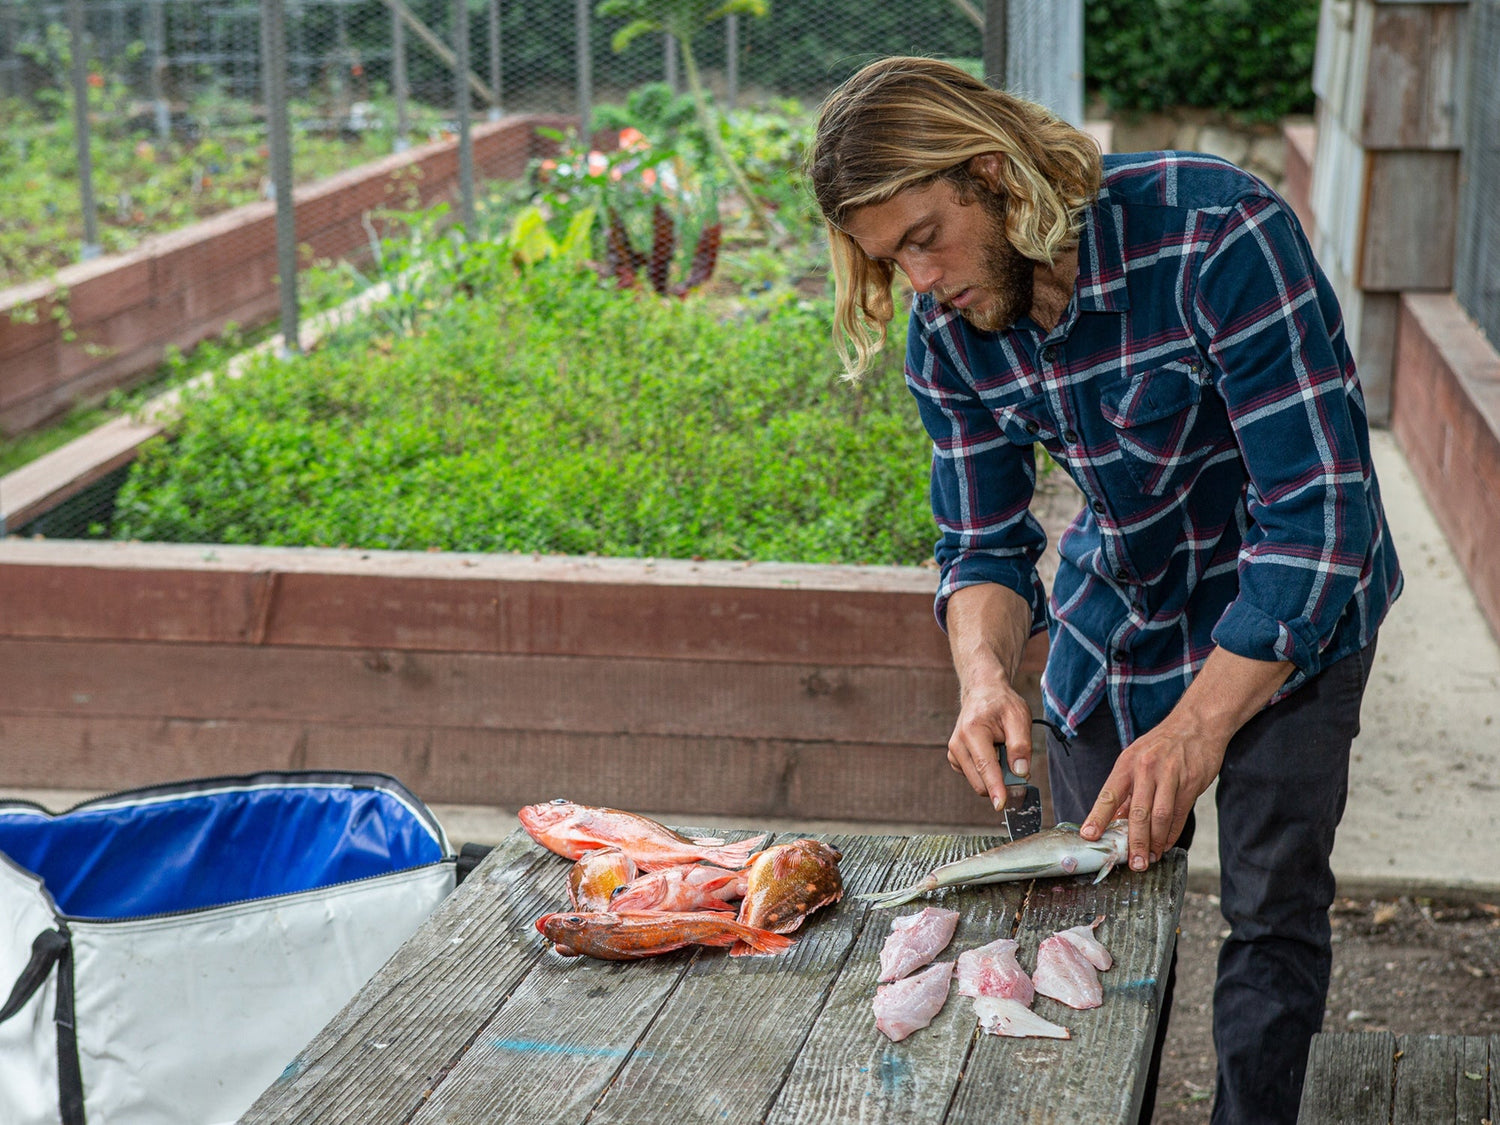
[0,115,570,439]
[0,541,1054,826]
[1391,292,1500,642]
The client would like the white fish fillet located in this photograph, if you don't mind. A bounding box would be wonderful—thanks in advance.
[1032,931,1104,1010]
[974,996,1071,1039]
[1056,915,1112,970]
[878,906,960,982]
[873,960,954,1042]
[955,937,1034,1005]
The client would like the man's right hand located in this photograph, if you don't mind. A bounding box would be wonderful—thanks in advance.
[942,582,1037,811]
[948,677,1036,810]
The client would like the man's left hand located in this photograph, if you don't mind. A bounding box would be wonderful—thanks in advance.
[1078,716,1227,871]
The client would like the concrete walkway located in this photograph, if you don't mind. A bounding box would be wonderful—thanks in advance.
[4,433,1498,901]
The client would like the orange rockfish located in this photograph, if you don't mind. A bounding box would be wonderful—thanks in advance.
[608,863,747,913]
[536,910,793,960]
[730,838,844,956]
[566,846,638,912]
[518,799,766,871]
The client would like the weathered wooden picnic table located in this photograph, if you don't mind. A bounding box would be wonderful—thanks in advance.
[239,826,1187,1125]
[1297,1031,1499,1123]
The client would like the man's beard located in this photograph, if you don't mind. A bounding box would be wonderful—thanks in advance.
[955,206,1035,333]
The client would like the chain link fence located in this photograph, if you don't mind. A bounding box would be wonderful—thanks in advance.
[0,0,1084,539]
[0,0,1041,284]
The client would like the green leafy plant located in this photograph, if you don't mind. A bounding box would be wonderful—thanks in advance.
[596,0,782,237]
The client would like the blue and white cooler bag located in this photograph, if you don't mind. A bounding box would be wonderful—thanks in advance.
[0,771,458,1125]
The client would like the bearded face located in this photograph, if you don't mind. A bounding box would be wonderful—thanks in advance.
[948,189,1035,332]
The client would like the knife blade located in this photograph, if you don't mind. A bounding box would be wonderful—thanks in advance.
[996,718,1068,841]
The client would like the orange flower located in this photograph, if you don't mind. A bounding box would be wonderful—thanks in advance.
[586,151,608,177]
[618,126,648,151]
[350,63,364,76]
[641,167,658,188]
[87,72,104,88]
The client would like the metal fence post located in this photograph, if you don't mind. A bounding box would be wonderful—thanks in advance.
[664,32,678,93]
[261,0,300,355]
[148,0,169,141]
[487,0,503,120]
[455,0,476,233]
[65,0,101,261]
[726,13,737,110]
[983,0,1006,89]
[392,0,410,151]
[575,0,591,134]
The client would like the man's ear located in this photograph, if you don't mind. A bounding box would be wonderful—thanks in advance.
[967,153,1005,192]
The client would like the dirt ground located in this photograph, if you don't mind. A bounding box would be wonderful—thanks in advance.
[1151,890,1500,1123]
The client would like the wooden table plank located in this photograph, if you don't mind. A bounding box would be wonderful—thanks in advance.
[1297,1031,1397,1124]
[762,833,1024,1125]
[577,832,908,1125]
[240,828,1188,1125]
[945,850,1187,1124]
[238,830,571,1124]
[1391,1033,1490,1124]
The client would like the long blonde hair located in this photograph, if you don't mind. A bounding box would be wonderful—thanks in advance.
[808,56,1102,378]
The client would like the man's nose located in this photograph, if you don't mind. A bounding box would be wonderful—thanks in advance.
[902,256,939,294]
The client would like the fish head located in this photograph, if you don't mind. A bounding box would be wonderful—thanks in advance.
[568,847,637,912]
[518,798,577,834]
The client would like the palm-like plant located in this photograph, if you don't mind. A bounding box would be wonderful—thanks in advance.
[596,0,783,238]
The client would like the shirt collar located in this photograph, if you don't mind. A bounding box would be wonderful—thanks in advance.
[1074,180,1130,314]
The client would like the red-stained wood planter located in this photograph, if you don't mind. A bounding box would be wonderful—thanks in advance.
[0,540,1050,826]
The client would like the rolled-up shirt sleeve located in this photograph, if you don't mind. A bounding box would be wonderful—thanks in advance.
[905,318,1049,634]
[1193,194,1376,673]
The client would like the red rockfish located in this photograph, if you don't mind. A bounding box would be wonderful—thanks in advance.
[518,799,767,871]
[566,847,638,912]
[608,863,747,913]
[536,910,793,960]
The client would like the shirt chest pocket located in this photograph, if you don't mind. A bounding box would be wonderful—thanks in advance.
[1098,360,1216,496]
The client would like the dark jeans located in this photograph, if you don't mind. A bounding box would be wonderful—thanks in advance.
[1046,639,1377,1125]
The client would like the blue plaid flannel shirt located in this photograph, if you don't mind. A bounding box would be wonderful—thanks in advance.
[905,151,1404,745]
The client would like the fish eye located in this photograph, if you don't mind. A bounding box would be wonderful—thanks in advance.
[549,797,568,805]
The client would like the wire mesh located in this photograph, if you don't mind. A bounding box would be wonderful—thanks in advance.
[0,0,1081,542]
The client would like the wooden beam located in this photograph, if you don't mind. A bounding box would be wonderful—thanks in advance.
[381,0,498,107]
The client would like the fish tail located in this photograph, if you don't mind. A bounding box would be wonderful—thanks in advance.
[707,833,769,869]
[727,926,795,958]
[855,878,933,909]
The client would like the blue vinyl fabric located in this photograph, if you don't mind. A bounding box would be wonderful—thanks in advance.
[0,774,448,920]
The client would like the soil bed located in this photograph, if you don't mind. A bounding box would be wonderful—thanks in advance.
[1154,890,1500,1122]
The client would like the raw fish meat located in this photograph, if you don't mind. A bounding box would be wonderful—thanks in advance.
[1032,929,1105,1010]
[1055,915,1112,970]
[877,906,960,982]
[955,937,1034,1005]
[974,996,1071,1039]
[873,960,954,1042]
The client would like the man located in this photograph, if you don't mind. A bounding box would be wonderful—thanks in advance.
[809,57,1402,1124]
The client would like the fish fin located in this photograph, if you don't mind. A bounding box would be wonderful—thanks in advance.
[1091,857,1117,885]
[855,884,927,909]
[707,833,769,870]
[728,928,794,957]
[689,835,727,846]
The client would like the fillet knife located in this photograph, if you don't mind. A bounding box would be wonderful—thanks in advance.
[996,718,1069,841]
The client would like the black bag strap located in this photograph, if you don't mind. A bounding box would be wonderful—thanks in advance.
[0,927,86,1125]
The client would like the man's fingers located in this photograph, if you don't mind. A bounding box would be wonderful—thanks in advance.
[1079,781,1126,842]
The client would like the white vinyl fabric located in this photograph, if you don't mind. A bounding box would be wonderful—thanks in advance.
[69,863,454,1125]
[0,860,61,1125]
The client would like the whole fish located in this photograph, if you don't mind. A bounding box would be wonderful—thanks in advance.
[730,838,844,956]
[518,799,767,871]
[566,846,638,912]
[609,863,747,913]
[535,910,793,960]
[858,820,1131,909]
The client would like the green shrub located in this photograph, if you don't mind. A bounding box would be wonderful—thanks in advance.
[1085,0,1320,121]
[111,257,939,566]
